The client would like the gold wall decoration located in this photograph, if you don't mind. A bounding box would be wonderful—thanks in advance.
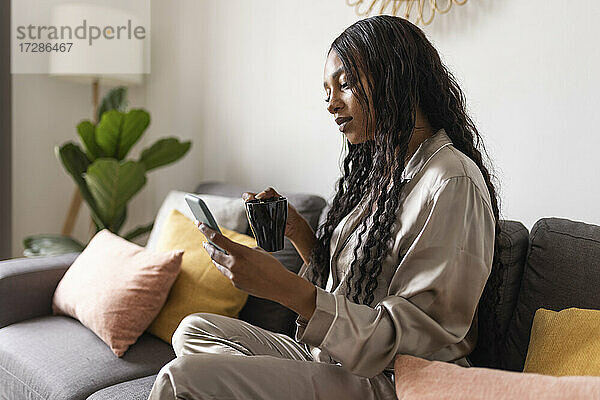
[346,0,468,26]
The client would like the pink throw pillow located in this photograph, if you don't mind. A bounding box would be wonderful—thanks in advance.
[52,229,183,357]
[394,355,600,400]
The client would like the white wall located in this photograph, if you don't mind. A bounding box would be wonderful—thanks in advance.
[420,0,600,228]
[145,0,360,206]
[12,0,600,257]
[145,0,600,230]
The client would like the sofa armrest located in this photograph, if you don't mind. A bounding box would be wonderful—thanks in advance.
[0,252,79,328]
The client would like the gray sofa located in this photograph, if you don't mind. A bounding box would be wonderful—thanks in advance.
[1,181,599,399]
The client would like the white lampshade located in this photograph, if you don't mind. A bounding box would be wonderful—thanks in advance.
[48,3,148,86]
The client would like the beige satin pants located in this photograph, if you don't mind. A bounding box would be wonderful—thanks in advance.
[147,313,396,400]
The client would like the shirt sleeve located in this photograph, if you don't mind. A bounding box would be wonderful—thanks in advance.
[294,176,496,378]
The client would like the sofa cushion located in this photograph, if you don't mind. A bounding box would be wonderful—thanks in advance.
[524,307,600,376]
[195,181,327,336]
[0,316,174,400]
[87,375,156,400]
[504,218,600,371]
[52,229,183,357]
[493,221,530,342]
[394,354,600,400]
[468,220,529,369]
[147,210,253,344]
[146,191,249,250]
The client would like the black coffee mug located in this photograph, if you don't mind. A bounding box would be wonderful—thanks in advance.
[245,197,287,252]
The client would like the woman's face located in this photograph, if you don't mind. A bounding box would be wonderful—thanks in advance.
[323,50,375,144]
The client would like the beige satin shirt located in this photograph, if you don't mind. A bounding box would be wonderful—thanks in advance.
[295,129,496,385]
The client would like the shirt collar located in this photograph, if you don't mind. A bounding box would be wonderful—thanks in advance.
[400,128,453,181]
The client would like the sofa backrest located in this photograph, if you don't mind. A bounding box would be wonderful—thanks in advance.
[468,220,529,368]
[501,218,600,371]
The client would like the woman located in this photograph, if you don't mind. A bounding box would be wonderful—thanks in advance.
[149,15,499,400]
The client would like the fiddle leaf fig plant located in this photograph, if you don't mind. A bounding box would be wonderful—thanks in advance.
[23,87,191,256]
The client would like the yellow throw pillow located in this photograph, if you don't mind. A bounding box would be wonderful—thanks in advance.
[147,209,256,344]
[523,307,600,376]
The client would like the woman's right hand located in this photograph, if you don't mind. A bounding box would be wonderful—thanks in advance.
[242,187,309,242]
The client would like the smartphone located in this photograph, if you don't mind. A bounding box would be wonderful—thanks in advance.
[184,194,228,254]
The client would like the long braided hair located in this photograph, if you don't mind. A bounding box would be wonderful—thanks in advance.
[305,14,502,355]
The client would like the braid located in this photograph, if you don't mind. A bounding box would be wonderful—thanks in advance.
[306,142,372,289]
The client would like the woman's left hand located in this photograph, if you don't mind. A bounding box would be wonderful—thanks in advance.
[195,221,290,301]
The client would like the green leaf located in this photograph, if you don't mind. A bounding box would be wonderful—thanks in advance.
[56,142,90,184]
[119,109,150,159]
[23,234,85,257]
[97,86,128,122]
[84,159,147,231]
[122,221,154,241]
[139,138,191,171]
[95,109,150,160]
[56,143,103,226]
[95,110,124,158]
[112,207,127,234]
[77,120,103,161]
